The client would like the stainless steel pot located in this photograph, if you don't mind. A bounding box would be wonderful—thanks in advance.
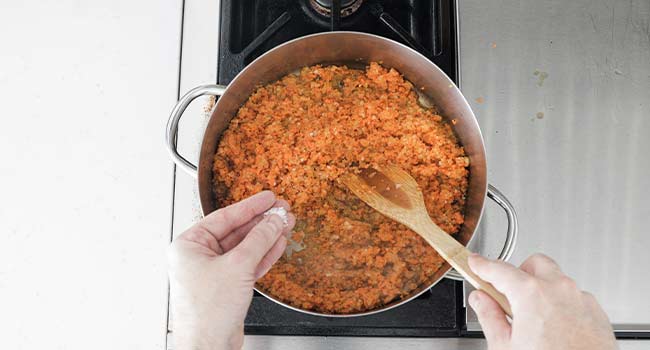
[165,32,518,317]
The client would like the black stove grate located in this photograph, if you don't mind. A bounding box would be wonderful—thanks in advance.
[245,279,463,337]
[218,0,457,85]
[217,0,463,337]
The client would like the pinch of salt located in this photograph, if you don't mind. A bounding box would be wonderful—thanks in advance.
[263,207,289,226]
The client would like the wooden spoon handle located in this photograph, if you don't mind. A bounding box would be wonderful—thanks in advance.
[414,218,513,318]
[446,248,513,317]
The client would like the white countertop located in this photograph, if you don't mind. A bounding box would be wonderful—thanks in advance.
[2,0,648,349]
[0,0,182,348]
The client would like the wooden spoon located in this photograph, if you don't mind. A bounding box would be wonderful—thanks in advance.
[340,165,513,317]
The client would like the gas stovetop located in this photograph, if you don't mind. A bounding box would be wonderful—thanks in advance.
[218,0,458,85]
[246,280,463,337]
[214,0,464,337]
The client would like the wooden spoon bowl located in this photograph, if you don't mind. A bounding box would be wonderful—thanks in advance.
[340,165,513,317]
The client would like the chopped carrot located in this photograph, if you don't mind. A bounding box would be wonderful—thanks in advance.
[212,63,469,314]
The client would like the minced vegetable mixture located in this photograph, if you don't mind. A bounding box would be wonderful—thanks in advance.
[212,63,469,314]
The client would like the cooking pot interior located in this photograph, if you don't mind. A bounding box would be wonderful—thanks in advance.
[196,32,487,315]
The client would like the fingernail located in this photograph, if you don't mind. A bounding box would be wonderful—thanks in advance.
[283,213,296,236]
[263,207,289,227]
[263,215,284,236]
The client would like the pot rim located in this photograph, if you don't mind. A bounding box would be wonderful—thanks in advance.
[202,31,487,317]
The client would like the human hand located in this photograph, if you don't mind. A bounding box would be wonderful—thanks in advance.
[168,191,295,350]
[468,253,617,350]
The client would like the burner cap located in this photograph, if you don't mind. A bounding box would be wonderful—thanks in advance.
[315,0,357,7]
[310,0,363,17]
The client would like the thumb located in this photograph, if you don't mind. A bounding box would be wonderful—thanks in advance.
[469,290,511,349]
[226,214,285,273]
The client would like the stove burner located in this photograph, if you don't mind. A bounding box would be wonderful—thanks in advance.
[310,0,364,18]
[218,0,458,88]
[315,0,357,7]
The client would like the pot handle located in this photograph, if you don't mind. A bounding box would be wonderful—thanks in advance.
[165,84,227,178]
[445,184,519,281]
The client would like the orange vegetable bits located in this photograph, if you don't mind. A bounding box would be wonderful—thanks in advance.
[213,63,469,314]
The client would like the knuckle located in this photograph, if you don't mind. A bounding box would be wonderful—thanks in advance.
[243,204,258,220]
[252,223,279,244]
[581,291,598,304]
[525,253,542,264]
[268,215,284,229]
[257,215,282,233]
[557,276,578,290]
[183,228,221,253]
[485,259,511,276]
[480,263,499,277]
[187,229,209,244]
[523,277,542,293]
[473,258,509,280]
[478,258,499,273]
[212,207,233,225]
[257,221,275,234]
[227,246,252,265]
[519,279,543,301]
[527,253,552,265]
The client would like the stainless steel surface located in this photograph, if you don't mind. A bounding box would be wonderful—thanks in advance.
[166,84,226,177]
[167,334,650,350]
[167,334,491,350]
[485,184,518,262]
[460,0,650,332]
[173,31,516,317]
[446,184,518,280]
[241,336,489,350]
[239,337,649,350]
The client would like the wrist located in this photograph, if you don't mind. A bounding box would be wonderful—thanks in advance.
[172,312,243,350]
[171,289,244,350]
